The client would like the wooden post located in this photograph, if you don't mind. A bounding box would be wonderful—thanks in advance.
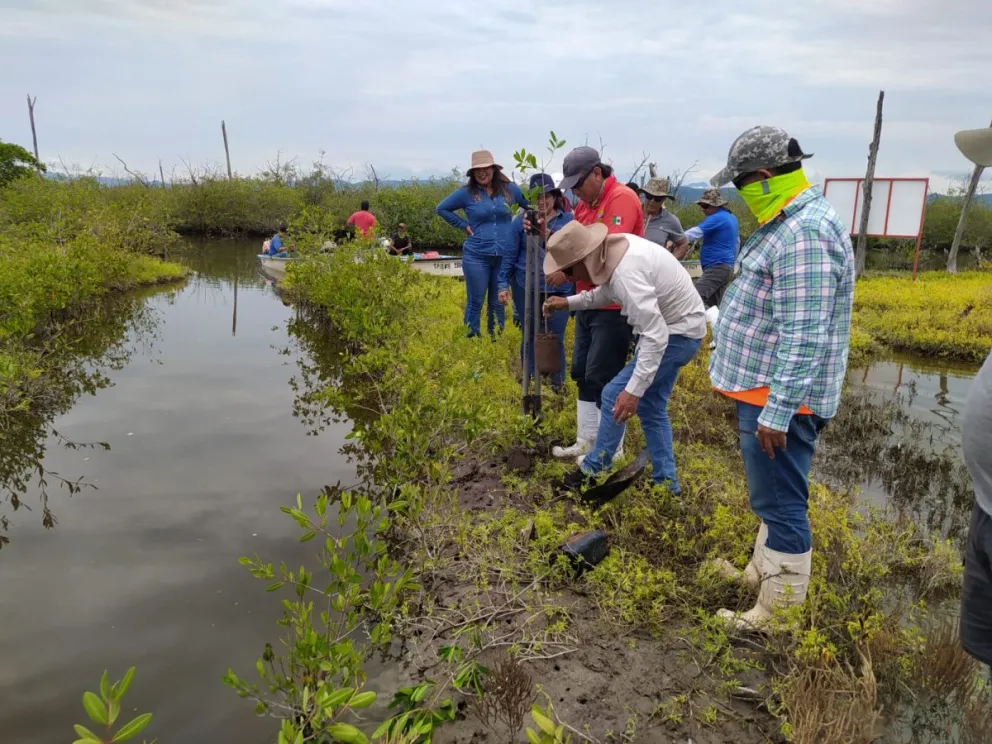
[947,118,992,274]
[221,120,233,179]
[26,95,41,172]
[855,91,884,277]
[159,160,166,189]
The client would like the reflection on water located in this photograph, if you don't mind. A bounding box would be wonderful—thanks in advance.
[818,355,980,546]
[849,356,978,447]
[0,240,357,743]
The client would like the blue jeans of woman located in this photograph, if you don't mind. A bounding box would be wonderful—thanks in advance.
[462,252,504,338]
[581,335,701,493]
[511,278,569,388]
[736,402,827,554]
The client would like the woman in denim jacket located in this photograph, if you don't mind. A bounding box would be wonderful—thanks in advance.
[437,150,529,337]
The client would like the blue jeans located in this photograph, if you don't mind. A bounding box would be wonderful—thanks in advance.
[571,310,634,406]
[462,252,504,337]
[582,335,701,492]
[736,402,827,554]
[511,278,569,388]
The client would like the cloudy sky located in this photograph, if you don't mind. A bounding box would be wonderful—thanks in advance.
[1,0,989,190]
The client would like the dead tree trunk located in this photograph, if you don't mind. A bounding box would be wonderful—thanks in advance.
[159,160,167,189]
[221,120,233,180]
[855,91,884,278]
[947,118,992,274]
[26,95,41,172]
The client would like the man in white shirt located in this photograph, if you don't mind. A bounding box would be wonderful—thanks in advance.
[543,221,707,493]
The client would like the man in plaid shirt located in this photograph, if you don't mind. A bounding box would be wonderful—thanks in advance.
[707,126,855,631]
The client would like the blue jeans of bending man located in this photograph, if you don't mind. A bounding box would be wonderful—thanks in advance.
[462,252,504,338]
[511,278,569,388]
[581,335,701,493]
[736,401,828,554]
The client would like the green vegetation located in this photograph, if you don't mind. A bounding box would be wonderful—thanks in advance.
[853,271,992,362]
[74,667,154,744]
[209,231,985,743]
[0,139,45,188]
[0,170,185,545]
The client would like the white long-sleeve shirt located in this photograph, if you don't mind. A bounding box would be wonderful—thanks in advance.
[567,234,707,397]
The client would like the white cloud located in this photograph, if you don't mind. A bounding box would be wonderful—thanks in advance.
[0,0,988,189]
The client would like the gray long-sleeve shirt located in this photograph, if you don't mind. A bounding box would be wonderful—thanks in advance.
[964,349,992,518]
[567,234,706,397]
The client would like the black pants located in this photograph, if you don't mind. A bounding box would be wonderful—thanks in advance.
[962,502,992,667]
[693,263,734,309]
[571,310,634,407]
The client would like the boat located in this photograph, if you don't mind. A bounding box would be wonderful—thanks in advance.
[680,259,702,279]
[400,252,463,278]
[257,254,295,280]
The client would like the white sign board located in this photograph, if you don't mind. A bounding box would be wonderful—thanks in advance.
[823,178,929,238]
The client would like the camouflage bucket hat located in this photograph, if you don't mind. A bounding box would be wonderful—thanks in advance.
[710,126,813,187]
[641,177,673,198]
[696,188,728,208]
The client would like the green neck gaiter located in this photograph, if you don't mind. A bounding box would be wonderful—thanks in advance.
[738,169,811,225]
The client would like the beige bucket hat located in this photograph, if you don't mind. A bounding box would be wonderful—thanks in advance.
[544,221,630,285]
[955,128,992,167]
[469,150,502,171]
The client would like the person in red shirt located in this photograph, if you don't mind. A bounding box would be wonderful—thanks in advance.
[551,146,644,460]
[346,200,378,238]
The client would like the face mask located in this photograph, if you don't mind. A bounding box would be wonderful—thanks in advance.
[737,169,811,224]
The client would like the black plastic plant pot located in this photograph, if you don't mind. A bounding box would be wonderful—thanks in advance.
[553,529,610,577]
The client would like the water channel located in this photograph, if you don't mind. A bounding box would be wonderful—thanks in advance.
[0,239,982,742]
[0,240,369,743]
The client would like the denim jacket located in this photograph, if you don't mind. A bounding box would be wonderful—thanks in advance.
[498,212,574,294]
[436,181,529,257]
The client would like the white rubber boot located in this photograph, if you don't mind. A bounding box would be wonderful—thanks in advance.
[716,545,812,632]
[553,400,597,459]
[710,522,767,587]
[577,425,624,467]
[705,306,720,350]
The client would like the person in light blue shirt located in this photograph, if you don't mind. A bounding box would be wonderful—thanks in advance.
[436,150,529,338]
[681,189,739,308]
[497,173,573,389]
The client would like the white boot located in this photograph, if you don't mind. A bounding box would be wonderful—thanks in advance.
[553,401,597,459]
[705,306,720,350]
[710,522,767,587]
[716,545,812,632]
[576,425,623,467]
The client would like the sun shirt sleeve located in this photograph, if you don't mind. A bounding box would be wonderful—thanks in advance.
[436,188,469,231]
[567,284,617,312]
[499,217,525,291]
[608,270,669,397]
[761,229,836,432]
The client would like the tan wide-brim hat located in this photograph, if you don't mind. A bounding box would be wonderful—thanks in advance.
[544,221,609,275]
[469,150,502,172]
[696,187,729,208]
[641,177,673,199]
[468,149,510,182]
[955,128,992,167]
